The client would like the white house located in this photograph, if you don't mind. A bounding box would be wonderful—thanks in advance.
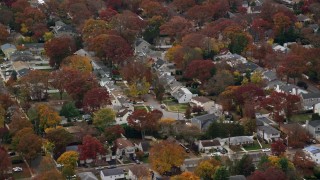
[180,158,205,172]
[115,108,131,125]
[128,165,150,180]
[301,93,320,111]
[275,83,308,95]
[257,125,280,143]
[198,139,221,153]
[171,87,193,103]
[306,120,320,140]
[115,138,136,158]
[190,96,215,112]
[315,103,320,115]
[304,145,320,164]
[220,136,254,146]
[100,168,125,180]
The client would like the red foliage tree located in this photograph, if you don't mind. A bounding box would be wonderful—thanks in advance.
[79,135,105,160]
[186,4,215,26]
[181,33,207,49]
[252,18,272,42]
[104,125,125,142]
[171,0,195,13]
[44,36,77,67]
[83,87,111,113]
[160,16,193,41]
[99,8,118,22]
[127,109,163,139]
[184,60,215,83]
[293,150,315,176]
[248,167,286,180]
[271,140,286,156]
[120,61,153,84]
[141,0,167,18]
[277,54,306,83]
[0,146,11,178]
[260,91,301,125]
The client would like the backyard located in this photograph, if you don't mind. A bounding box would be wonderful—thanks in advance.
[243,140,262,151]
[290,113,312,123]
[134,105,151,112]
[162,97,189,113]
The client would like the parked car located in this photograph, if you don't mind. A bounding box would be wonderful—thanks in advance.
[135,160,140,164]
[95,166,104,170]
[8,151,16,156]
[12,167,22,172]
[262,148,271,152]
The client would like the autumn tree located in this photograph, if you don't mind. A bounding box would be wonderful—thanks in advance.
[16,130,42,162]
[165,45,202,69]
[34,169,64,180]
[50,70,68,100]
[186,4,215,26]
[0,146,11,179]
[195,159,221,179]
[285,123,309,148]
[203,70,234,95]
[87,33,132,65]
[248,167,286,180]
[44,36,77,67]
[99,8,118,22]
[272,12,291,37]
[79,135,105,160]
[60,101,80,119]
[234,154,255,176]
[160,16,193,41]
[271,140,286,156]
[45,127,73,157]
[293,150,315,176]
[140,0,167,18]
[36,104,61,130]
[277,54,306,83]
[15,7,46,36]
[171,0,195,13]
[62,55,92,73]
[184,60,216,83]
[9,110,32,134]
[19,70,49,101]
[104,125,125,142]
[57,151,79,177]
[0,24,9,44]
[128,109,163,139]
[82,18,110,43]
[93,108,116,131]
[260,91,301,125]
[83,87,110,113]
[172,172,200,180]
[213,166,230,180]
[149,140,186,174]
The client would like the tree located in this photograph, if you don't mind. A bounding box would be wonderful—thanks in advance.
[17,132,42,162]
[93,108,116,131]
[46,127,72,157]
[37,104,61,130]
[104,125,125,142]
[57,151,79,170]
[204,70,234,95]
[184,60,216,83]
[44,36,76,67]
[34,169,63,180]
[9,110,32,134]
[0,24,9,44]
[286,123,309,148]
[79,135,105,160]
[213,166,230,180]
[149,140,186,174]
[62,55,92,73]
[50,70,68,100]
[235,154,255,176]
[15,7,46,35]
[160,16,193,41]
[171,0,195,13]
[82,19,110,43]
[127,109,163,139]
[271,140,286,156]
[140,0,167,18]
[83,87,110,113]
[195,159,221,179]
[206,122,245,139]
[277,54,306,83]
[248,167,286,180]
[243,118,256,135]
[260,91,301,124]
[0,146,11,179]
[87,33,132,65]
[172,172,200,180]
[99,8,118,22]
[120,61,152,85]
[60,102,80,119]
[186,4,215,26]
[272,12,291,37]
[19,70,49,101]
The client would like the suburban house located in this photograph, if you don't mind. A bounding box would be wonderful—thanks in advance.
[301,93,320,111]
[256,114,275,126]
[306,120,320,139]
[190,96,215,112]
[214,52,248,67]
[315,103,320,115]
[135,38,152,57]
[10,51,36,62]
[77,172,98,180]
[262,69,277,82]
[171,87,193,103]
[198,139,221,153]
[297,14,312,23]
[257,125,280,143]
[191,113,219,132]
[135,141,151,155]
[0,43,17,59]
[274,82,308,95]
[115,108,130,125]
[115,138,136,158]
[304,145,320,164]
[181,158,206,172]
[100,168,125,180]
[12,61,30,78]
[24,43,44,55]
[52,20,77,37]
[220,136,254,146]
[127,165,150,180]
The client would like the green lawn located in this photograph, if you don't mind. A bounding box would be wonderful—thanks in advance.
[48,92,70,100]
[134,106,151,112]
[290,113,312,123]
[167,103,189,112]
[243,141,261,151]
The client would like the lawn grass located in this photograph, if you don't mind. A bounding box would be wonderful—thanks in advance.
[134,106,151,112]
[243,141,261,151]
[290,113,312,123]
[12,162,31,179]
[167,103,189,112]
[142,156,149,163]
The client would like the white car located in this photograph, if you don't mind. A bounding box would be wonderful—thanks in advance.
[13,167,23,172]
[262,148,271,152]
[210,152,222,156]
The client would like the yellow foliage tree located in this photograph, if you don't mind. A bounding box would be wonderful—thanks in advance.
[195,159,221,179]
[20,23,28,34]
[171,172,200,180]
[57,151,79,168]
[37,104,61,129]
[62,55,92,73]
[0,105,5,128]
[149,140,186,174]
[166,45,182,62]
[250,71,264,86]
[43,32,54,41]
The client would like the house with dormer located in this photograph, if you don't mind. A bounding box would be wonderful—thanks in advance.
[172,87,193,104]
[306,120,320,139]
[191,113,219,132]
[190,96,215,112]
[115,138,136,158]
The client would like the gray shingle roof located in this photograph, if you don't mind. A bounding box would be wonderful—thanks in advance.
[308,120,320,128]
[77,172,98,180]
[191,113,219,130]
[101,168,124,176]
[140,141,150,152]
[301,93,320,99]
[257,126,279,135]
